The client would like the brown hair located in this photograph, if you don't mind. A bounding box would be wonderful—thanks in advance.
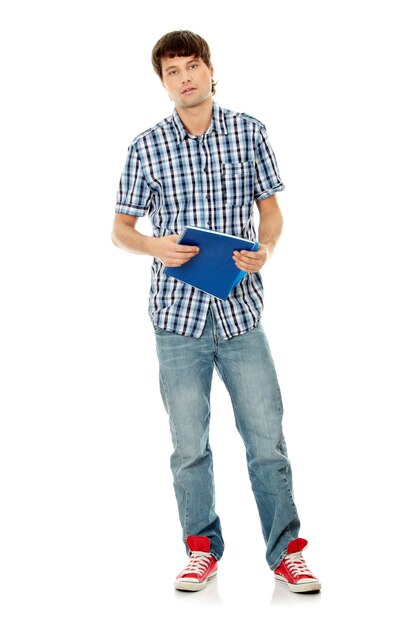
[152,30,217,95]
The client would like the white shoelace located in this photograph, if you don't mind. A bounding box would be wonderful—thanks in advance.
[181,551,211,576]
[284,551,314,577]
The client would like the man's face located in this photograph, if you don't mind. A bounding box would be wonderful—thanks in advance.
[160,55,214,109]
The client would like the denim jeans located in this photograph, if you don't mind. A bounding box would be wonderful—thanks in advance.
[154,308,300,569]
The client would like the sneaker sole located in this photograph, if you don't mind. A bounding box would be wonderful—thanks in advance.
[274,574,321,593]
[175,570,217,592]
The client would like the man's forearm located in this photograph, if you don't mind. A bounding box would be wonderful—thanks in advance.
[258,205,284,259]
[112,218,154,255]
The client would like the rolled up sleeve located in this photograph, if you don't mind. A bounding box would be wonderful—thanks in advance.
[115,144,152,216]
[254,126,285,200]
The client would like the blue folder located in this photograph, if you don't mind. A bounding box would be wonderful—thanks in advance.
[164,226,259,300]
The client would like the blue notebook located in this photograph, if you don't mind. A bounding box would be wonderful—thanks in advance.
[164,226,259,300]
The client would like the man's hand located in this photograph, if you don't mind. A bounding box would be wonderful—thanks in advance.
[150,234,200,267]
[232,243,270,273]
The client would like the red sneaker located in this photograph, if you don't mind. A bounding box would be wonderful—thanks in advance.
[274,538,321,593]
[175,536,218,591]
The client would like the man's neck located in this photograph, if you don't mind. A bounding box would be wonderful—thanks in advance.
[176,98,213,136]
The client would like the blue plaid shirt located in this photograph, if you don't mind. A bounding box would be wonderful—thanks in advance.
[115,101,285,339]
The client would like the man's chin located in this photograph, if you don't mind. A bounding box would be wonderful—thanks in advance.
[178,94,212,109]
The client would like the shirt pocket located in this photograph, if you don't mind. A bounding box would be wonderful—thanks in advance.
[221,161,255,208]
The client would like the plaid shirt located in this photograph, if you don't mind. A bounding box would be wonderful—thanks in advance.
[115,101,285,339]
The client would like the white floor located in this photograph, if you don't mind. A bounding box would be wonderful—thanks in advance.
[2,542,406,626]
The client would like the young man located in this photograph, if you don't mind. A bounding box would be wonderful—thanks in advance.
[112,30,320,594]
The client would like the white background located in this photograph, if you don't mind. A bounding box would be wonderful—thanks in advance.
[1,0,416,624]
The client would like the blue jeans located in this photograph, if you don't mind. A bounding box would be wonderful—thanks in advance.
[154,308,300,569]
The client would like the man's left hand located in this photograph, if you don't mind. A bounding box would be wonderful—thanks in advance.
[233,243,270,273]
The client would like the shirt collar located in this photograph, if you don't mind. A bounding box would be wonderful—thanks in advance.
[171,100,228,143]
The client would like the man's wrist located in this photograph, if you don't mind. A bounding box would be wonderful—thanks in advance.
[142,234,158,257]
[259,242,273,261]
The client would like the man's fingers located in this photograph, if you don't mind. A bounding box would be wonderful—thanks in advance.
[165,255,198,267]
[237,250,257,259]
[233,251,260,265]
[175,244,200,253]
[232,249,266,273]
[171,247,199,259]
[164,247,200,267]
[166,235,199,253]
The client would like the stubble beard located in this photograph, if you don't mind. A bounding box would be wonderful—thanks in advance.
[178,88,212,110]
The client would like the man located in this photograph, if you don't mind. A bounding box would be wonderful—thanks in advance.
[112,30,320,594]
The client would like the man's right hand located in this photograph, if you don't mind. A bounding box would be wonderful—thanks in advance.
[150,234,199,267]
[111,215,199,264]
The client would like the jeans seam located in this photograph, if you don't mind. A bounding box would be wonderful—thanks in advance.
[270,529,298,570]
[272,548,288,571]
[159,370,189,536]
[214,360,241,433]
[210,550,222,561]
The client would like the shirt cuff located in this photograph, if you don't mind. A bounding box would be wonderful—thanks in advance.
[115,203,148,217]
[255,182,285,201]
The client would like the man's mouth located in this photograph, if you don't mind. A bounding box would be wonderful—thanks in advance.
[182,87,196,94]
